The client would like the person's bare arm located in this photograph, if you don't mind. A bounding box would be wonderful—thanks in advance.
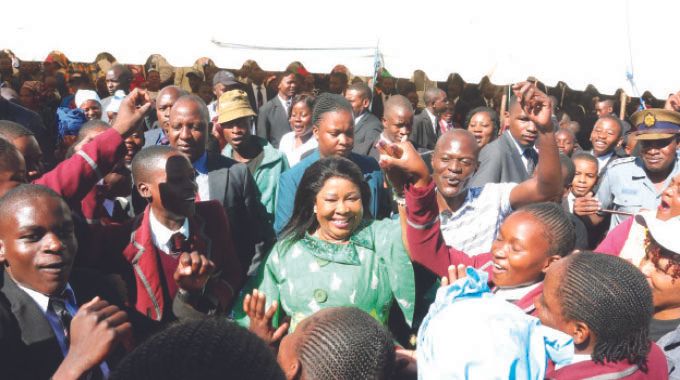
[508,82,562,208]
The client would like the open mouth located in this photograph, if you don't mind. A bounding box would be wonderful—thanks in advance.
[331,217,353,229]
[659,199,671,212]
[492,261,507,274]
[443,177,461,187]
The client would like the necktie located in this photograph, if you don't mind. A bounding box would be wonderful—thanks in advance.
[50,297,72,344]
[256,85,264,110]
[523,148,538,176]
[170,232,189,256]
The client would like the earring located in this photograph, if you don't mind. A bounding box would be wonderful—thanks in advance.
[313,206,317,214]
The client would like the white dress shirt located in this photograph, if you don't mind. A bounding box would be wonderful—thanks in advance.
[508,133,537,173]
[425,108,437,135]
[193,152,210,202]
[149,208,190,255]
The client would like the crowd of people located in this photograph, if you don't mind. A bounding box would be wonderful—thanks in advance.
[0,49,680,379]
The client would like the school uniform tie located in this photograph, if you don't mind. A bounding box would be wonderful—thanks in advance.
[50,297,72,344]
[170,232,190,256]
[523,148,538,176]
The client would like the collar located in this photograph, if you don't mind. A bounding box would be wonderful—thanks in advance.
[297,221,374,265]
[192,152,208,174]
[16,282,76,314]
[594,150,614,162]
[149,208,190,252]
[278,94,290,109]
[555,353,592,370]
[439,187,475,217]
[425,108,437,126]
[507,131,533,154]
[493,281,542,302]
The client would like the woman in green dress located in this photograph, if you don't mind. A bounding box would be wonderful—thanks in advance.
[235,156,415,334]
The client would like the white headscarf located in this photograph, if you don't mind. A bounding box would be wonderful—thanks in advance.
[74,89,101,108]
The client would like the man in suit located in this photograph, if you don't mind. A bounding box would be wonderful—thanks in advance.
[256,70,300,148]
[274,93,388,234]
[0,185,132,379]
[167,95,274,276]
[588,115,625,177]
[144,86,187,148]
[345,82,382,156]
[245,64,273,113]
[470,94,543,187]
[410,87,449,150]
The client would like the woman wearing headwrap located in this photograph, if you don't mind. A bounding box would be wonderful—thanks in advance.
[75,89,102,120]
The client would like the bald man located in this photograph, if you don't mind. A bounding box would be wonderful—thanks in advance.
[144,86,188,148]
[367,95,414,161]
[384,83,563,255]
[101,64,132,123]
[166,95,273,277]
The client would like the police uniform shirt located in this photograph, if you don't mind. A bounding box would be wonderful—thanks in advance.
[595,153,680,230]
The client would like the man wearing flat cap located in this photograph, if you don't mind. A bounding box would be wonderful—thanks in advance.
[575,107,680,230]
[217,89,288,225]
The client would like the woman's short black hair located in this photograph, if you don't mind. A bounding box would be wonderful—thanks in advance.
[464,106,500,137]
[288,93,316,119]
[558,252,653,371]
[280,156,371,243]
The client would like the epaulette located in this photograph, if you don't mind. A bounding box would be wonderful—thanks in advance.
[609,156,636,168]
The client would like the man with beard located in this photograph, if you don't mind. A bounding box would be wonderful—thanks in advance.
[575,108,680,230]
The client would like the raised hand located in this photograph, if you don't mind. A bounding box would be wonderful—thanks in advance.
[53,297,132,380]
[572,192,601,216]
[173,251,215,293]
[377,140,431,190]
[440,264,467,287]
[244,289,289,346]
[112,88,154,137]
[512,82,553,132]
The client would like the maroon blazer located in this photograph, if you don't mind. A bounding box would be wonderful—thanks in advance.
[101,201,243,321]
[546,342,668,379]
[34,127,125,206]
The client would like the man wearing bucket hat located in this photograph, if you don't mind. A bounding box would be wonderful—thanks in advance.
[217,89,288,224]
[575,108,680,230]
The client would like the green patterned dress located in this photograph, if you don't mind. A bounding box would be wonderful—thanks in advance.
[234,218,415,331]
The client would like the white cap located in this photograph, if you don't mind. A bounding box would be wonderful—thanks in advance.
[637,214,680,253]
[75,89,101,108]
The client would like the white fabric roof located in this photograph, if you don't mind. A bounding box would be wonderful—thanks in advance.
[2,0,677,96]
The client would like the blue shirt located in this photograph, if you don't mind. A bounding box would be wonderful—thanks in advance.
[273,149,386,235]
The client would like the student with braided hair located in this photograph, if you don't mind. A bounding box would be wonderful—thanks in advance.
[276,307,395,380]
[537,252,668,379]
[381,139,575,314]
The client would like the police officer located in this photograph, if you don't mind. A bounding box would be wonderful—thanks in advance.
[574,108,680,230]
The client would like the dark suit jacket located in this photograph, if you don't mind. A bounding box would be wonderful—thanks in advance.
[256,97,290,148]
[370,92,385,119]
[143,122,167,148]
[410,110,438,150]
[0,270,127,380]
[205,152,274,275]
[469,131,531,187]
[352,112,383,156]
[246,82,275,113]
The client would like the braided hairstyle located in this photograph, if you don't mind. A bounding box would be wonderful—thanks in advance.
[518,202,576,257]
[296,307,395,380]
[558,252,653,370]
[311,92,353,127]
[111,318,284,380]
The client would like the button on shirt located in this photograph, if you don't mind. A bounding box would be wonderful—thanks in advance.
[193,152,210,202]
[149,209,190,255]
[439,182,516,255]
[16,282,110,376]
[596,155,680,230]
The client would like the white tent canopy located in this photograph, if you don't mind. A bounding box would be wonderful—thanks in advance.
[2,0,678,97]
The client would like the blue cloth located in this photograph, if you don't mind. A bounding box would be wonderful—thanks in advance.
[417,267,574,380]
[273,149,385,235]
[56,107,87,140]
